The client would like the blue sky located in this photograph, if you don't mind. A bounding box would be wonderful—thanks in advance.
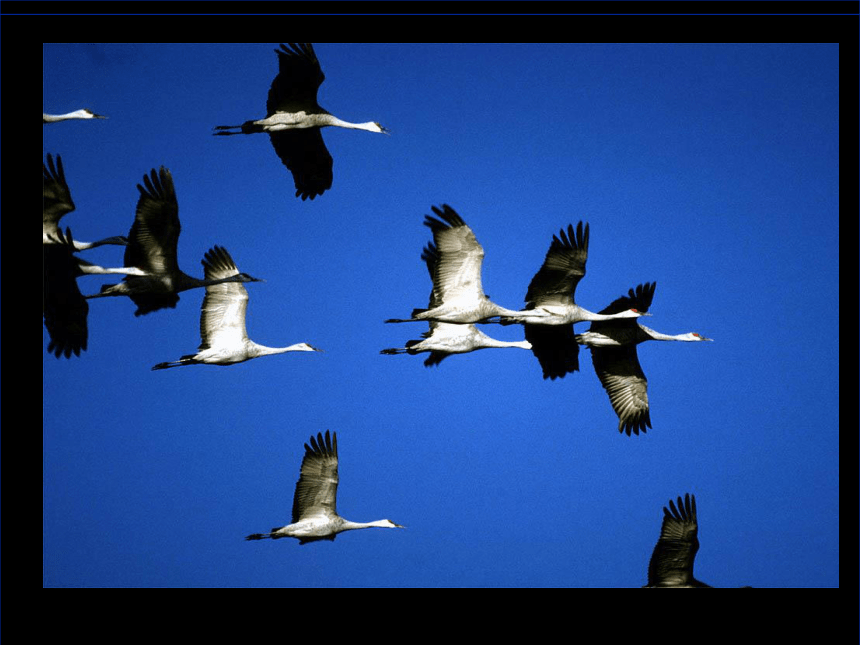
[43,43,839,588]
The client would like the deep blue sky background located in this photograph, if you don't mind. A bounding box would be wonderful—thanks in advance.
[43,43,839,588]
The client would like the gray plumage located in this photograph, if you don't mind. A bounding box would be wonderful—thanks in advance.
[499,222,647,380]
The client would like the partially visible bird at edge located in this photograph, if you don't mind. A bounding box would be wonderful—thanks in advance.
[43,108,107,123]
[43,153,128,251]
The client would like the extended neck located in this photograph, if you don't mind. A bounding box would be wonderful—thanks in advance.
[324,115,387,133]
[340,519,396,531]
[249,343,316,358]
[639,325,702,342]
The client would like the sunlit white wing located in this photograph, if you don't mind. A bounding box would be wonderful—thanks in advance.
[291,431,339,523]
[423,205,486,304]
[198,246,251,351]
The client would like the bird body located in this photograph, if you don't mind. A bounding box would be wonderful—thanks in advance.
[245,431,404,544]
[86,167,262,316]
[383,320,531,366]
[645,494,712,588]
[43,109,107,123]
[214,43,388,200]
[576,282,712,435]
[152,247,320,369]
[386,205,523,324]
[43,153,128,251]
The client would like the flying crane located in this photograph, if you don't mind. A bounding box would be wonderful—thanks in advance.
[152,246,321,369]
[498,222,648,380]
[86,167,262,316]
[214,43,388,201]
[246,431,404,544]
[576,282,712,435]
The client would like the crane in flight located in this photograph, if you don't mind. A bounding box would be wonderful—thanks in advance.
[576,282,712,435]
[498,222,648,380]
[245,431,404,544]
[382,241,531,365]
[43,108,107,123]
[86,167,262,316]
[43,153,128,251]
[152,246,321,369]
[386,205,523,325]
[214,43,389,201]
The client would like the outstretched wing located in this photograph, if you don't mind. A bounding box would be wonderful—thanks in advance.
[647,494,705,587]
[267,43,325,114]
[292,431,339,523]
[524,222,589,307]
[269,129,333,200]
[198,246,250,350]
[43,228,88,358]
[124,167,181,315]
[43,153,75,235]
[423,205,486,304]
[525,323,580,380]
[590,343,651,435]
[590,282,656,333]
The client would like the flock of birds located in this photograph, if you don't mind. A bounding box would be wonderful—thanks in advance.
[44,43,728,587]
[382,205,712,436]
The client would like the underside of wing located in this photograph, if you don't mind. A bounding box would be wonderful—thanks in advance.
[126,167,182,275]
[269,129,333,200]
[43,153,76,230]
[647,494,701,586]
[590,344,651,435]
[524,323,580,379]
[43,239,88,358]
[199,246,250,349]
[268,43,325,114]
[525,222,589,306]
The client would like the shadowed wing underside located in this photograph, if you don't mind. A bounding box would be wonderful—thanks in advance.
[647,493,709,587]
